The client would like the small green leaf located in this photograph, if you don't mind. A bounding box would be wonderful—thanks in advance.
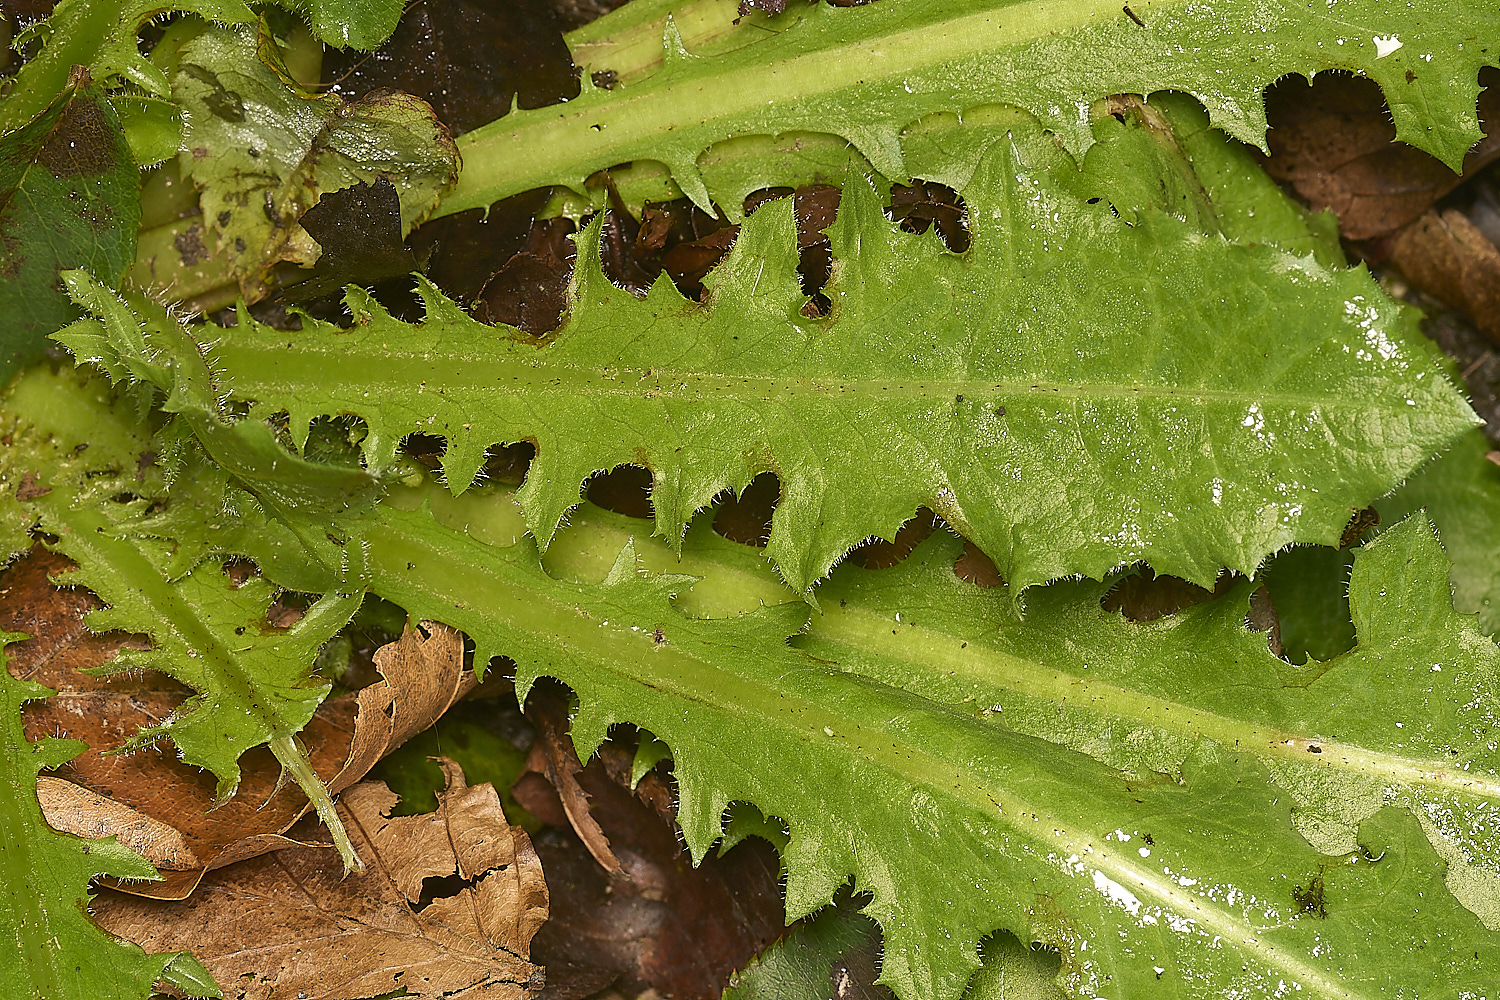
[0,365,366,870]
[0,73,139,383]
[1376,426,1500,637]
[293,0,405,51]
[0,633,222,999]
[111,93,186,168]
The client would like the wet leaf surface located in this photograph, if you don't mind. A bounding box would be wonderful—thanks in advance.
[93,762,548,1000]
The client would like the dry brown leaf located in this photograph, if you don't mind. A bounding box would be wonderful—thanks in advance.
[1384,208,1500,341]
[36,776,201,869]
[1,547,476,898]
[1262,71,1500,240]
[93,761,548,1000]
[328,620,478,797]
[513,684,624,877]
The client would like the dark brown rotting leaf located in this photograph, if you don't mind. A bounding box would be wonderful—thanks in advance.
[713,472,780,547]
[584,464,654,520]
[1101,566,1229,622]
[889,181,970,252]
[474,212,577,331]
[847,509,939,569]
[323,0,579,136]
[625,195,738,298]
[953,541,1003,588]
[412,187,553,307]
[282,179,419,303]
[1379,208,1500,341]
[1262,70,1500,240]
[659,227,741,299]
[519,731,784,1000]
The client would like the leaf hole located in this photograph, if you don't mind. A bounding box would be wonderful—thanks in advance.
[712,472,780,547]
[952,542,1004,588]
[480,441,536,487]
[585,464,654,519]
[1101,567,1230,622]
[222,557,259,589]
[398,433,447,471]
[887,180,970,253]
[746,183,843,301]
[414,872,473,912]
[846,509,939,569]
[596,182,735,300]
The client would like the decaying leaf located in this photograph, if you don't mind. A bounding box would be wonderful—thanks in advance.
[149,22,458,302]
[515,682,623,876]
[93,763,548,1000]
[328,619,479,795]
[0,67,140,383]
[518,733,786,1000]
[1262,71,1500,240]
[1382,208,1500,340]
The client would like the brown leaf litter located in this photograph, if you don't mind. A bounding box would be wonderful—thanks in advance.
[0,545,476,898]
[94,761,547,1000]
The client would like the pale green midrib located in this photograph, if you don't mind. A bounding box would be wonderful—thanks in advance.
[814,604,1500,803]
[217,346,1416,409]
[443,0,1141,214]
[362,507,1358,997]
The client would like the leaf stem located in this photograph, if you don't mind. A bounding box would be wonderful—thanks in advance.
[269,733,362,872]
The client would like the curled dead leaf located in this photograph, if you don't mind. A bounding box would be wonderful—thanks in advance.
[93,762,548,1000]
[514,683,624,877]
